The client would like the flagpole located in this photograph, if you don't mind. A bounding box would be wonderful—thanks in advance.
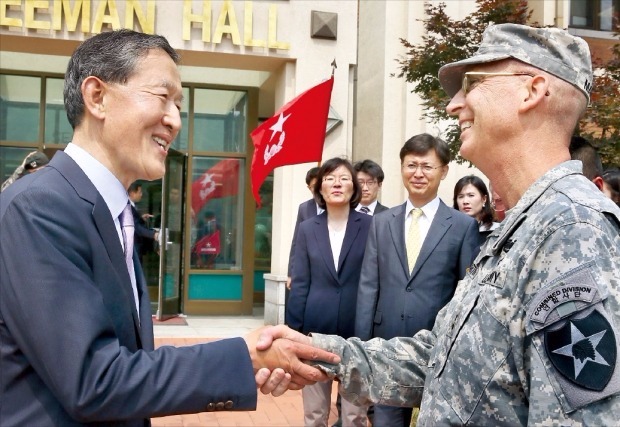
[331,58,337,76]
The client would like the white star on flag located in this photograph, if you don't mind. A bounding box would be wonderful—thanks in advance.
[268,112,290,142]
[199,174,216,200]
[552,321,610,378]
[200,173,214,186]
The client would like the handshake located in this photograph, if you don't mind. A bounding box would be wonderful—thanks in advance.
[243,325,340,397]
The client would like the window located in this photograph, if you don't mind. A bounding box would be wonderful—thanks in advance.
[189,156,245,270]
[44,78,72,145]
[570,0,620,31]
[0,75,41,142]
[1,73,73,146]
[193,89,247,153]
[171,87,190,152]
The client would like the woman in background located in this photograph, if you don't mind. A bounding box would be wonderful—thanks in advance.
[286,157,371,427]
[453,175,499,240]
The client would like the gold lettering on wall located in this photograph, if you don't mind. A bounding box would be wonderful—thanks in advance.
[25,0,50,30]
[1,0,289,50]
[183,0,211,42]
[243,1,265,47]
[52,0,90,32]
[268,4,288,49]
[212,0,240,45]
[125,0,154,34]
[1,0,23,27]
[92,0,120,33]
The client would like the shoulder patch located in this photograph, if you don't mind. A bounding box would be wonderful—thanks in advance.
[545,309,616,391]
[527,262,606,334]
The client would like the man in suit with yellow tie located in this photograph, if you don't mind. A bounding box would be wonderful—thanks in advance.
[355,133,480,427]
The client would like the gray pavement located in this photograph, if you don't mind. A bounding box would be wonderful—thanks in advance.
[153,306,267,339]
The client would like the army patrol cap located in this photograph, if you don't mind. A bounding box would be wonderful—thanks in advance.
[23,151,49,170]
[438,23,593,101]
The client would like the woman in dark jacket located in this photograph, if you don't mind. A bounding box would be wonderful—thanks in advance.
[286,157,371,427]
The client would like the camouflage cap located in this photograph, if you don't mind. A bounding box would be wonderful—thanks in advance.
[23,151,49,170]
[438,23,593,101]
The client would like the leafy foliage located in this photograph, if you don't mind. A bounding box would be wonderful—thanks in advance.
[579,26,620,167]
[395,0,619,167]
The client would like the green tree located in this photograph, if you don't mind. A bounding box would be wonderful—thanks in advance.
[396,0,620,167]
[580,26,620,167]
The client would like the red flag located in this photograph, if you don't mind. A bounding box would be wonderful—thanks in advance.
[250,76,334,206]
[191,158,240,214]
[192,229,221,255]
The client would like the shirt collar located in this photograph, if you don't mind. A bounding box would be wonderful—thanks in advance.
[405,196,440,218]
[357,200,378,212]
[64,143,128,220]
[491,161,581,253]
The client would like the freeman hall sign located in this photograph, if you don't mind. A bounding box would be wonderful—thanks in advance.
[1,0,291,49]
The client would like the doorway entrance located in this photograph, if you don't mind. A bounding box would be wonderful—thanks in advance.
[139,150,187,320]
[156,149,186,320]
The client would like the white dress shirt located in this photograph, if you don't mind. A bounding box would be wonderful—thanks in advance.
[404,196,441,245]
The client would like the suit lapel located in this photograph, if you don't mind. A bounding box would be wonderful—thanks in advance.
[313,214,339,282]
[410,201,452,281]
[337,211,361,274]
[53,151,143,347]
[389,203,409,277]
[92,193,143,342]
[135,257,152,350]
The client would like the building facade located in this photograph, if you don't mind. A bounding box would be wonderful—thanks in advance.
[1,0,617,318]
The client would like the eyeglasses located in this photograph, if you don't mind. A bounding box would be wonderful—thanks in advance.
[403,163,443,174]
[358,180,378,188]
[323,175,352,185]
[462,72,534,94]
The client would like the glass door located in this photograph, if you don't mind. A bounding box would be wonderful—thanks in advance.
[157,149,186,320]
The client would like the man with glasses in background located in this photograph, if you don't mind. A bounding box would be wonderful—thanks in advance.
[354,133,480,427]
[354,160,389,216]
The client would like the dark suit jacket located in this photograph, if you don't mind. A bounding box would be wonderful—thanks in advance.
[355,200,480,341]
[374,202,389,214]
[286,210,371,338]
[287,198,320,276]
[131,204,156,257]
[0,151,255,426]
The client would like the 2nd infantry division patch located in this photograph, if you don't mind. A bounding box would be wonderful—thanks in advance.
[545,310,616,391]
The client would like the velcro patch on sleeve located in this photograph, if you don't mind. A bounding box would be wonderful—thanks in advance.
[545,309,616,391]
[527,262,620,411]
[527,263,606,334]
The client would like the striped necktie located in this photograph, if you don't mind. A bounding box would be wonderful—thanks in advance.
[406,208,423,273]
[360,206,371,215]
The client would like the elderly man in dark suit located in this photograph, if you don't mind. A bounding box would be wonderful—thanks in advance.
[355,133,480,427]
[0,29,336,426]
[354,159,389,215]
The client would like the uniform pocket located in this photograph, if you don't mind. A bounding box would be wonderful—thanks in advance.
[433,292,512,423]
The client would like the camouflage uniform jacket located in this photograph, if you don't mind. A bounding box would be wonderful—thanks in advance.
[313,161,620,425]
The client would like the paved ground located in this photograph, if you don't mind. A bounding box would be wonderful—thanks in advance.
[151,313,339,426]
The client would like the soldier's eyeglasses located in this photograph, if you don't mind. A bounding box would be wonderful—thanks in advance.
[462,72,535,94]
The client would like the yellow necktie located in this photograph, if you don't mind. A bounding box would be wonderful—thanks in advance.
[406,208,423,273]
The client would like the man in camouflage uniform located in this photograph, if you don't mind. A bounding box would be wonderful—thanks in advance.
[259,23,620,424]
